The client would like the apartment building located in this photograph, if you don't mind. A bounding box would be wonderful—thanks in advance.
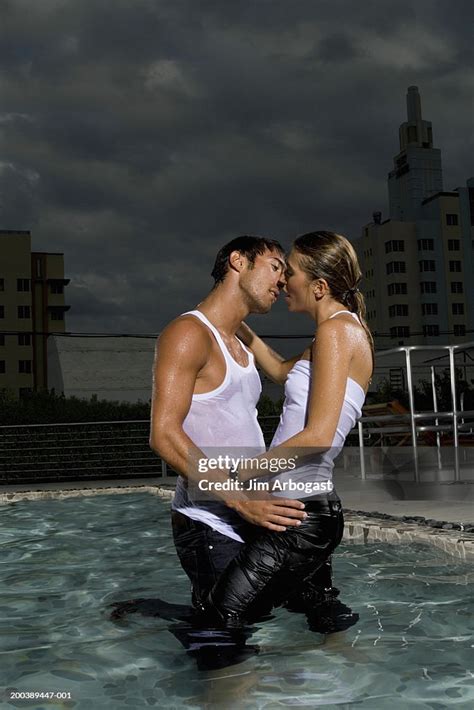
[359,87,474,350]
[0,230,70,397]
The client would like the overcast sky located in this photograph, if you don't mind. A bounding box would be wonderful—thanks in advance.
[1,0,473,339]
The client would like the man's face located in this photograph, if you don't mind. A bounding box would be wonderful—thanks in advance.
[239,248,286,314]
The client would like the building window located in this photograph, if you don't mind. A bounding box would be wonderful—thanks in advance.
[18,333,31,346]
[449,261,462,272]
[389,304,409,317]
[385,240,405,253]
[0,335,4,346]
[447,239,460,251]
[50,310,64,321]
[18,305,31,319]
[386,261,406,275]
[452,303,464,315]
[423,325,439,336]
[0,305,4,318]
[422,303,438,315]
[419,260,436,272]
[17,278,30,292]
[451,282,463,294]
[50,282,64,295]
[417,239,434,251]
[389,368,405,390]
[0,278,4,291]
[36,258,42,277]
[387,283,408,295]
[420,282,437,294]
[19,360,32,374]
[446,214,459,226]
[454,325,466,336]
[390,326,410,338]
[0,360,5,374]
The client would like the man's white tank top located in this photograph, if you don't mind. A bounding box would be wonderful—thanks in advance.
[270,311,367,497]
[171,310,266,541]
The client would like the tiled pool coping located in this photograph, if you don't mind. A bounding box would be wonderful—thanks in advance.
[2,483,474,562]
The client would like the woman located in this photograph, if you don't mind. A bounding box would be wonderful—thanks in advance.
[200,230,374,628]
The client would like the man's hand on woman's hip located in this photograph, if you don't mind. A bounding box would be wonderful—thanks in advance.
[230,497,307,532]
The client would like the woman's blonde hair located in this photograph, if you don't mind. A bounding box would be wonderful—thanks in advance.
[293,230,375,371]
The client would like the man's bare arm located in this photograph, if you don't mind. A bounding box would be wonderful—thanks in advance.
[149,317,211,477]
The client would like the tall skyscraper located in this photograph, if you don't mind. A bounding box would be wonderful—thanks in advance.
[388,85,443,221]
[359,87,474,349]
[0,230,70,397]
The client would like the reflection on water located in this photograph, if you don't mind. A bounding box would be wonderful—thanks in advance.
[1,493,473,709]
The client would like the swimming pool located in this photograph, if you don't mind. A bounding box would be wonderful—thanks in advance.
[1,493,473,709]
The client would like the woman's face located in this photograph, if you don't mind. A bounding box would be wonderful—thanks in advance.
[284,249,314,313]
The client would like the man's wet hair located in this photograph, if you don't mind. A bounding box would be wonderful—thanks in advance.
[211,235,285,285]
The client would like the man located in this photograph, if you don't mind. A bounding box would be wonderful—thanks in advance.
[149,236,353,628]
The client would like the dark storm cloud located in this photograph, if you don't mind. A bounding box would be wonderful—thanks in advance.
[0,0,473,336]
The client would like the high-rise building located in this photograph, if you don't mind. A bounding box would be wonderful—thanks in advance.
[0,230,70,397]
[388,85,443,221]
[359,87,474,348]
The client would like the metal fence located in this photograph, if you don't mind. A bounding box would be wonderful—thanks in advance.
[0,420,161,484]
[0,416,281,485]
[1,341,473,485]
[358,341,474,480]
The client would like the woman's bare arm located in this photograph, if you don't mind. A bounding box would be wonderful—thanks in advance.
[237,321,308,384]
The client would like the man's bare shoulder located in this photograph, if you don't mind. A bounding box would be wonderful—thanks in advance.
[156,314,213,361]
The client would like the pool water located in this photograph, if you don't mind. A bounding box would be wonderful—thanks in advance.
[1,493,473,709]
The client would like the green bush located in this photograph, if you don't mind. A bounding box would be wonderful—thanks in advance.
[0,389,286,426]
[0,388,150,426]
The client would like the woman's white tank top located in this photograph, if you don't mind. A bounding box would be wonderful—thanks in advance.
[270,311,366,498]
[171,310,266,541]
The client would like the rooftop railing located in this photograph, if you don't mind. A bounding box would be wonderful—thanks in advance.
[357,340,474,481]
[1,341,473,485]
[0,416,282,484]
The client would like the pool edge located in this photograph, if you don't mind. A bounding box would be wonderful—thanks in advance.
[2,483,474,562]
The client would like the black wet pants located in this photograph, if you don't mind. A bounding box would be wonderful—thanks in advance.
[171,511,249,607]
[171,498,342,623]
[203,497,344,626]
